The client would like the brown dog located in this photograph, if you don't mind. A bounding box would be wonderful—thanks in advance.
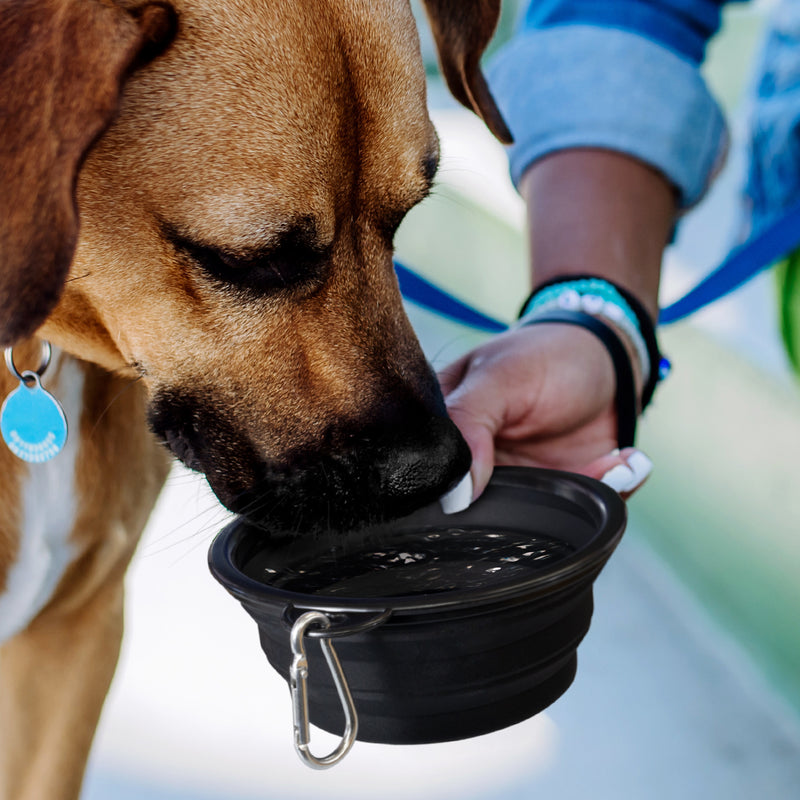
[0,1,511,797]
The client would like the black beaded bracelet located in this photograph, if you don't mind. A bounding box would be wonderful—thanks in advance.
[519,275,665,411]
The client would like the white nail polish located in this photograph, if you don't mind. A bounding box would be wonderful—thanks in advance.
[440,472,473,514]
[626,451,653,484]
[601,451,653,494]
[600,463,636,493]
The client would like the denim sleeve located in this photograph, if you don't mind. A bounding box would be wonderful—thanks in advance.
[488,1,734,207]
[745,0,800,232]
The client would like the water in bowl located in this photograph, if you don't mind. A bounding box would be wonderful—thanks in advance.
[241,527,576,598]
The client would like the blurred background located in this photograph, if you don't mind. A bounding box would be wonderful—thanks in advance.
[82,1,800,797]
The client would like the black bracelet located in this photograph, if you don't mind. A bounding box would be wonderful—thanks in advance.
[519,274,664,411]
[518,309,638,449]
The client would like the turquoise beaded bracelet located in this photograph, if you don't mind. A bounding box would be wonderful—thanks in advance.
[518,278,651,383]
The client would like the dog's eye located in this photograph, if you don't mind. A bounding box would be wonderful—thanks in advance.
[171,232,329,294]
[379,153,440,243]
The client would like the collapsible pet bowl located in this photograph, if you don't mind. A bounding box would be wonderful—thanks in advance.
[208,467,626,768]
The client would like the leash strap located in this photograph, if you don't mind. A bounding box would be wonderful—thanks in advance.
[518,310,638,449]
[659,200,800,324]
[397,200,800,330]
[394,260,508,333]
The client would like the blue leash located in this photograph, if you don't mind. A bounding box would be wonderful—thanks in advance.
[394,260,509,333]
[659,200,800,324]
[395,201,800,330]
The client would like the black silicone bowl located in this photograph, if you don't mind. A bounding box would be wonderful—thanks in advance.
[208,467,626,745]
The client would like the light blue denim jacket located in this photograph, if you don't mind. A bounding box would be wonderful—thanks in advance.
[745,1,800,233]
[488,0,735,209]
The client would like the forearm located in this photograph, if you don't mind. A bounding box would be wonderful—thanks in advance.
[520,148,677,319]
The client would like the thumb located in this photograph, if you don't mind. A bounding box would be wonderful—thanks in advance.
[445,400,500,503]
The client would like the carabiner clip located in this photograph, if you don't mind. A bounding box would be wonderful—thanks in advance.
[289,611,358,769]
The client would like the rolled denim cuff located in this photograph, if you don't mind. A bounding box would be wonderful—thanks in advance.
[488,25,728,208]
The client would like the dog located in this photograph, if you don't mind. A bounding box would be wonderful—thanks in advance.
[0,1,511,797]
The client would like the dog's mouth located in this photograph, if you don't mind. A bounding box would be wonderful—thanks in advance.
[148,390,471,537]
[224,415,471,536]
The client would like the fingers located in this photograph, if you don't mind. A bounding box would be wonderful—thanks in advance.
[437,353,504,503]
[441,444,654,515]
[446,405,496,502]
[436,329,652,507]
[440,472,473,514]
[592,448,653,499]
[437,354,470,397]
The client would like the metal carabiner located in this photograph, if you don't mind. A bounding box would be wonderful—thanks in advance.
[289,611,358,769]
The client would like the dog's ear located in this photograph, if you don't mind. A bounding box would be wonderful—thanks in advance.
[419,0,513,145]
[0,1,176,347]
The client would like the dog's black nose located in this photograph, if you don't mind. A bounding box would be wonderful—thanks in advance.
[369,414,471,513]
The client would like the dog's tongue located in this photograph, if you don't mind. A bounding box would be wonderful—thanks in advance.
[439,472,473,514]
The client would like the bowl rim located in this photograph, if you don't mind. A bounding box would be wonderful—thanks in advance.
[208,466,627,617]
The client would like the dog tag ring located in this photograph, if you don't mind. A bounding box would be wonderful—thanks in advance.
[1,343,68,463]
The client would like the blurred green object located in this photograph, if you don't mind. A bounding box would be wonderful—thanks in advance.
[636,326,800,717]
[777,250,800,375]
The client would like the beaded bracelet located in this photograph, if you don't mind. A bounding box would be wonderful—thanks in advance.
[522,278,640,330]
[519,278,650,383]
[519,276,667,412]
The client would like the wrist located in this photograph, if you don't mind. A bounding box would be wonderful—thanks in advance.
[516,276,669,445]
[515,308,639,448]
[520,149,674,322]
[519,276,651,387]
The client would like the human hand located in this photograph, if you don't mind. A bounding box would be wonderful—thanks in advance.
[438,322,653,505]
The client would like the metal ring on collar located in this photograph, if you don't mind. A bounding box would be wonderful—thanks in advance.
[4,341,53,384]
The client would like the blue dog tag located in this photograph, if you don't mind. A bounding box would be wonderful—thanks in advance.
[1,376,68,463]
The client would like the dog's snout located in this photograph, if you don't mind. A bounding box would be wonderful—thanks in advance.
[148,393,238,479]
[147,377,472,536]
[229,409,471,535]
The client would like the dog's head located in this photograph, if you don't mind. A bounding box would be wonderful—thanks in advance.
[0,0,511,534]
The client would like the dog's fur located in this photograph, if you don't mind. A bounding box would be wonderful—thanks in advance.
[0,1,510,797]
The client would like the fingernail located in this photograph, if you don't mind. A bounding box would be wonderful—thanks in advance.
[601,451,653,494]
[626,451,653,484]
[440,472,473,514]
[601,463,637,493]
